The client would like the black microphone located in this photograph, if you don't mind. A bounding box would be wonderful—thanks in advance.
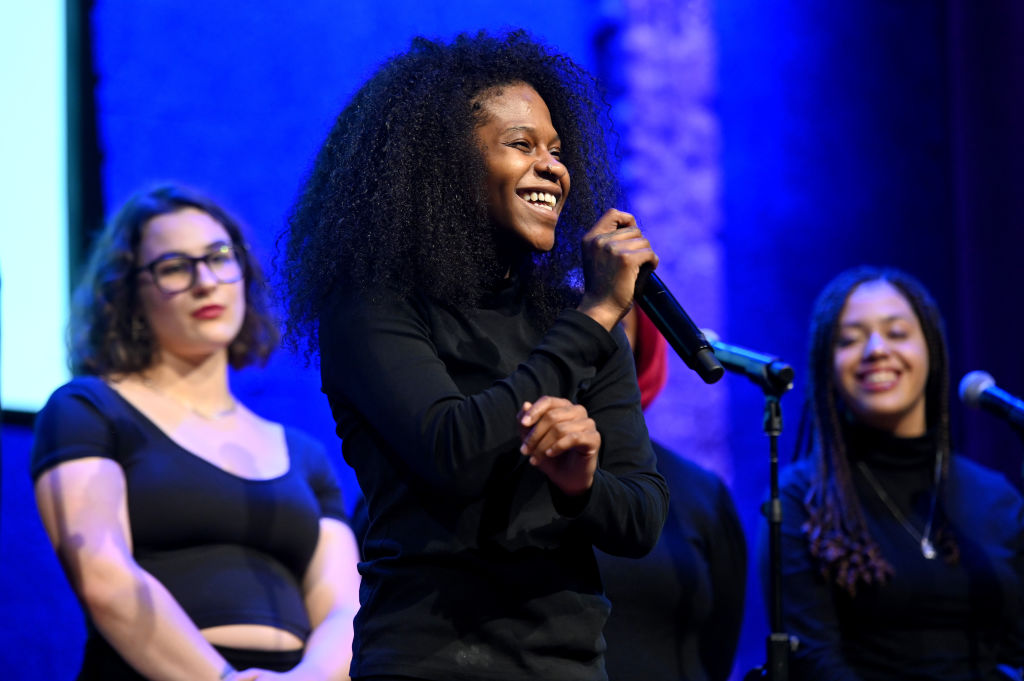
[958,370,1024,432]
[702,329,794,395]
[634,267,723,384]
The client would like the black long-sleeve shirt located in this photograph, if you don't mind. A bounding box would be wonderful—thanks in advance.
[319,277,669,681]
[767,427,1024,681]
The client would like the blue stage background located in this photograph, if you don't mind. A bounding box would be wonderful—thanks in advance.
[2,1,1022,678]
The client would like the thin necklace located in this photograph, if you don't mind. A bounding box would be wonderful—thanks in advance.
[856,454,942,560]
[140,376,238,421]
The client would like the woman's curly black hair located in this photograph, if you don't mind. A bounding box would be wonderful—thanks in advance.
[794,265,957,596]
[69,184,278,376]
[280,29,621,358]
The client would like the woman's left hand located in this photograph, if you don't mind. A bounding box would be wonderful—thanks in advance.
[518,397,600,496]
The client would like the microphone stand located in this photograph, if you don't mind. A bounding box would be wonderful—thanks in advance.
[744,375,793,681]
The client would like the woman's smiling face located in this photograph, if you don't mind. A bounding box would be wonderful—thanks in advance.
[474,82,570,254]
[833,279,930,437]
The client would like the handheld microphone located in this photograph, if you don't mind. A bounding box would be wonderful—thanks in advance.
[958,371,1024,433]
[634,266,723,384]
[702,329,794,395]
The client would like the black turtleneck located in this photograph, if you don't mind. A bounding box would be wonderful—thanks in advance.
[846,423,942,558]
[769,424,1024,681]
[319,280,668,681]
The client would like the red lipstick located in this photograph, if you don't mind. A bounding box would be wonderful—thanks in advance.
[192,305,225,319]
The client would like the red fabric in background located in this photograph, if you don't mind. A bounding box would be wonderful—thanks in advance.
[634,308,668,410]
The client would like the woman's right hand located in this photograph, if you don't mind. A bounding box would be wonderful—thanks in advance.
[577,209,659,331]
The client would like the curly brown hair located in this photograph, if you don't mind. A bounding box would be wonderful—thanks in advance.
[69,184,278,375]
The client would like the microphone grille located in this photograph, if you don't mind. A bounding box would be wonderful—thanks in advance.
[959,370,995,408]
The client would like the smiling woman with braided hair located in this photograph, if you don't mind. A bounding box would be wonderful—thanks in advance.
[280,29,669,681]
[767,265,1024,680]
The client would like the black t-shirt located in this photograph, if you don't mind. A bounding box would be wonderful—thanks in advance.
[319,280,669,681]
[31,376,347,639]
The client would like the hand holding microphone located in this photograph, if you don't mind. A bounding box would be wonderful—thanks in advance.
[578,209,659,331]
[578,210,724,384]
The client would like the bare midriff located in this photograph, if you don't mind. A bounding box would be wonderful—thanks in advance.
[202,623,304,651]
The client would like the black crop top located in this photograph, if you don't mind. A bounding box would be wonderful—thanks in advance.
[30,376,347,640]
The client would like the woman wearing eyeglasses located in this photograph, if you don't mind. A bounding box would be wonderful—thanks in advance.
[30,185,360,680]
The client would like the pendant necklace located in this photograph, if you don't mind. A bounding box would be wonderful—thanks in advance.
[856,453,942,560]
[140,376,238,421]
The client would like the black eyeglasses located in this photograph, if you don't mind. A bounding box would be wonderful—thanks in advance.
[135,243,244,294]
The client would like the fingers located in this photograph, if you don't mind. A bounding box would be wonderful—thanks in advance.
[589,229,659,269]
[586,209,657,263]
[586,208,638,236]
[519,397,599,464]
[519,395,570,432]
[583,209,657,265]
[532,428,601,464]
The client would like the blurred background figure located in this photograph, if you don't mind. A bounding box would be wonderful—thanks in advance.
[31,185,360,680]
[767,265,1024,680]
[597,307,746,681]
